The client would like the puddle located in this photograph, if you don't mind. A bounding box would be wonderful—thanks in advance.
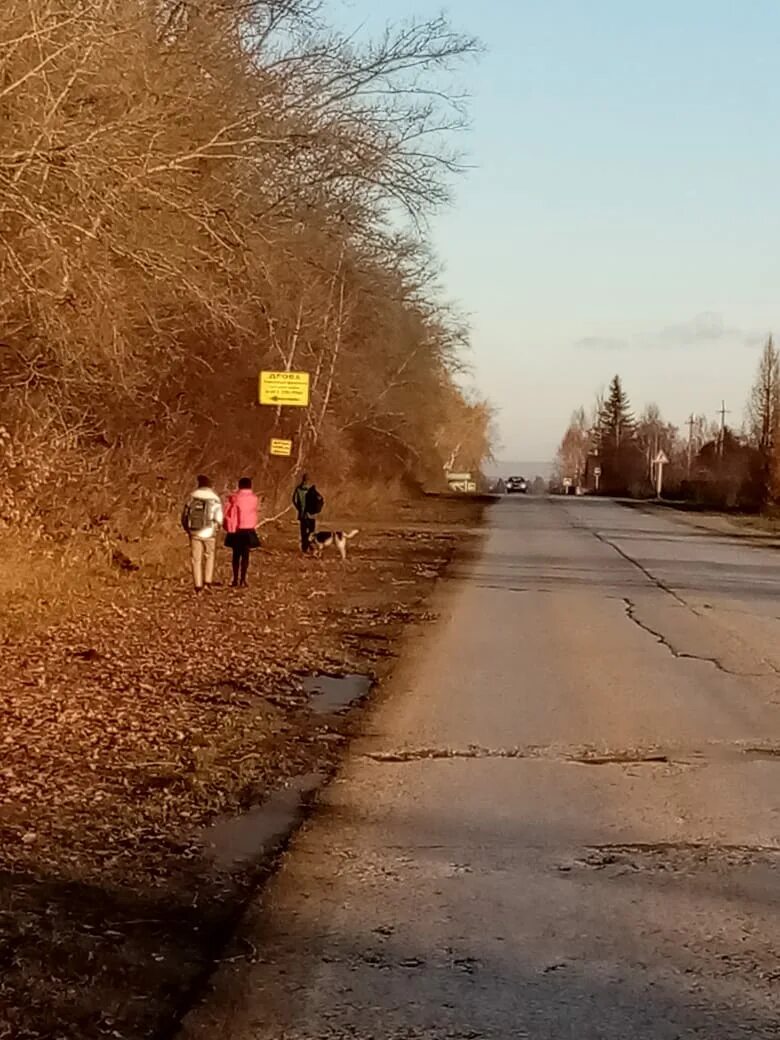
[303,672,372,714]
[202,773,322,871]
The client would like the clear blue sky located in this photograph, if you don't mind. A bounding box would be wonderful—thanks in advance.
[334,0,780,460]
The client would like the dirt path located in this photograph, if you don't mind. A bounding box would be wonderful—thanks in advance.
[0,495,486,1040]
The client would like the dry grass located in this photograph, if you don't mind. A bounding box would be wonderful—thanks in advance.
[638,501,780,545]
[0,538,115,638]
[727,512,780,535]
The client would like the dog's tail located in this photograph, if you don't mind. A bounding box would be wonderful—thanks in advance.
[344,529,359,539]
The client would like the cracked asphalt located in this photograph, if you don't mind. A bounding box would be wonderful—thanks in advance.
[182,497,780,1040]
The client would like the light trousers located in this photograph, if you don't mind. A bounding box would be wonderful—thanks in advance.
[190,536,216,588]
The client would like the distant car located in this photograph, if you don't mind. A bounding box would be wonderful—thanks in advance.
[506,476,528,494]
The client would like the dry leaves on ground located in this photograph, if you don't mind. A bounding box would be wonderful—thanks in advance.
[0,497,485,1040]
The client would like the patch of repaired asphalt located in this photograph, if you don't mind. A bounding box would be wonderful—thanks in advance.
[560,841,780,873]
[364,742,780,767]
[364,746,671,765]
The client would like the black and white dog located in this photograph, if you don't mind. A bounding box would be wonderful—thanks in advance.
[309,528,359,560]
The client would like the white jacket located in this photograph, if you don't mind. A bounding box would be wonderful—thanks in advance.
[182,487,224,540]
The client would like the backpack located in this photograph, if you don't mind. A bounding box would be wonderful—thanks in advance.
[186,496,211,533]
[306,486,324,516]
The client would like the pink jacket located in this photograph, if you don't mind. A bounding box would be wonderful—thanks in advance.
[224,488,259,533]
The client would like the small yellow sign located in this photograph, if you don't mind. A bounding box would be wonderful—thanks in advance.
[259,371,310,407]
[270,438,292,457]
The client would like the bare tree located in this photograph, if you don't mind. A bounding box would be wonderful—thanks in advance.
[0,1,489,531]
[636,403,679,483]
[745,335,780,505]
[555,407,589,486]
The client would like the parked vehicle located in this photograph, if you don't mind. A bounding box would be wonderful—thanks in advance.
[506,476,528,494]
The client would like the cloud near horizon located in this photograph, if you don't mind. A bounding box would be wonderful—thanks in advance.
[574,335,629,351]
[575,313,768,352]
[656,311,730,345]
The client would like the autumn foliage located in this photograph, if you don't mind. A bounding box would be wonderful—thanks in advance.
[0,0,491,538]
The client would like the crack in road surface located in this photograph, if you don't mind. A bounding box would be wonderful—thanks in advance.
[744,746,780,759]
[568,508,780,679]
[475,584,556,594]
[621,598,775,677]
[567,517,688,605]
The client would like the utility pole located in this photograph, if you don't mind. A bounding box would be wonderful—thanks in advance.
[686,414,695,477]
[648,419,659,481]
[718,400,729,458]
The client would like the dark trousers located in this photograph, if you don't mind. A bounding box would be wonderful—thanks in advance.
[299,515,315,551]
[228,528,259,585]
[231,545,250,585]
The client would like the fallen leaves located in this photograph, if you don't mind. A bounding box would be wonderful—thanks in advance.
[0,498,484,1040]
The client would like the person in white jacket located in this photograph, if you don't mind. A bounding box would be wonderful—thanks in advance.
[181,475,224,591]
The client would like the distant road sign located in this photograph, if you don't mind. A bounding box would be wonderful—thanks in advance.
[653,450,669,497]
[259,371,310,407]
[447,471,474,493]
[270,438,292,457]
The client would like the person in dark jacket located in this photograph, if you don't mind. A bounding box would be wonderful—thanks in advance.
[292,473,317,553]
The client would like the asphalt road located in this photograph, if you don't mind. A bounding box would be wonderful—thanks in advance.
[183,497,780,1040]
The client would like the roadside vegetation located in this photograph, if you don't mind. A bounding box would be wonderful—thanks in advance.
[554,337,780,511]
[0,5,492,1037]
[0,0,492,562]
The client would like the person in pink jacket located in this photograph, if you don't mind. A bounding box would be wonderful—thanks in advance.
[224,477,260,587]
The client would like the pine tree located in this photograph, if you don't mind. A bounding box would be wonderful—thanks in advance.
[597,375,636,454]
[595,375,640,493]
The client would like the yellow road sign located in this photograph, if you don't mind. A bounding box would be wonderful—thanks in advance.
[270,438,292,457]
[259,371,310,407]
